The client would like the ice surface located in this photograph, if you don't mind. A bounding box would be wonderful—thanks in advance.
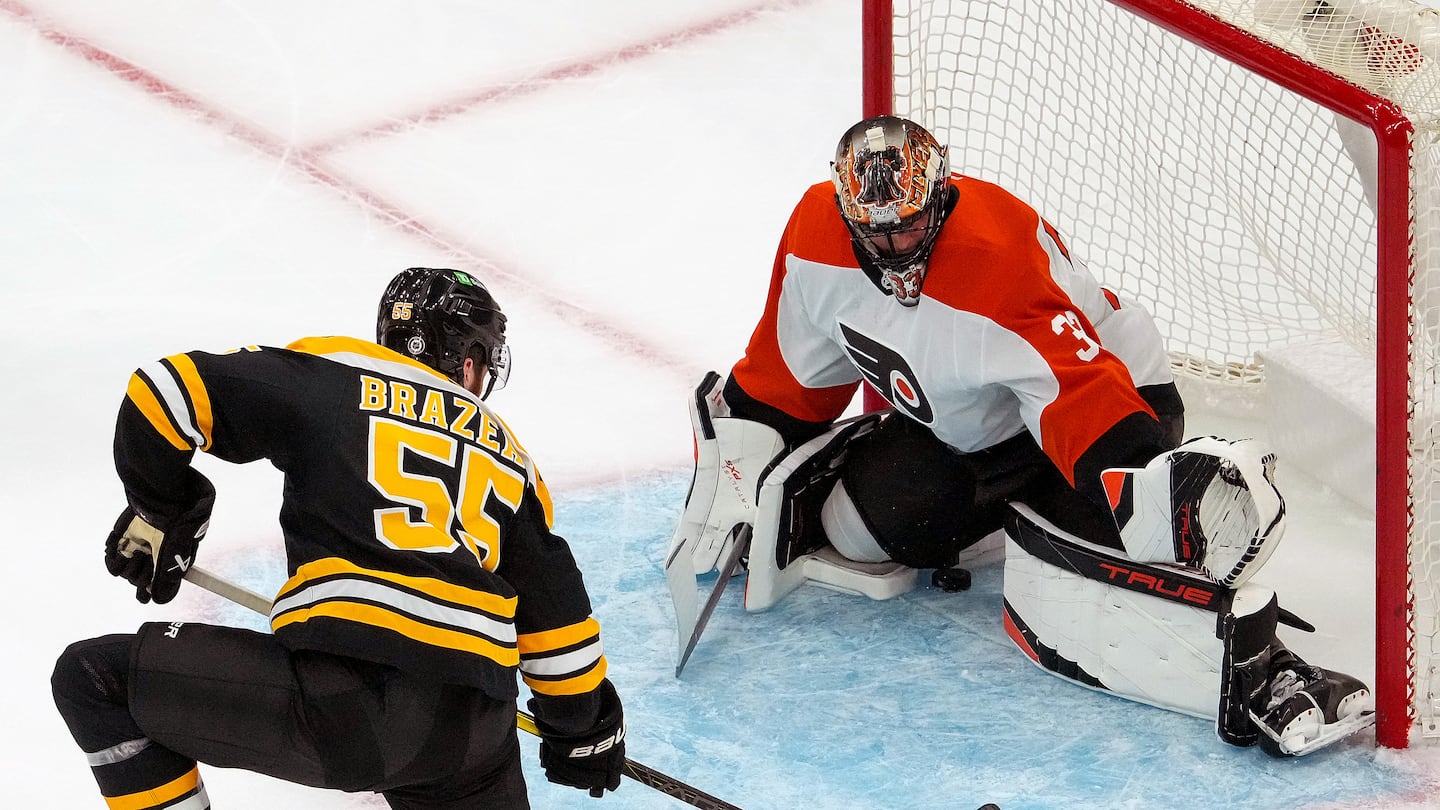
[5,1,1440,808]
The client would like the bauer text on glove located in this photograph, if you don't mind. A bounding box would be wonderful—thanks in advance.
[528,679,625,798]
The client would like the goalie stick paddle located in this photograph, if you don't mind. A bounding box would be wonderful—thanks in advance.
[182,565,745,810]
[673,524,752,678]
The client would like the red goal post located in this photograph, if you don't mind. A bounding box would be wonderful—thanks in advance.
[861,0,1440,748]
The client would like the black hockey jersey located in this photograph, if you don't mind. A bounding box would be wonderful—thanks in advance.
[114,335,605,701]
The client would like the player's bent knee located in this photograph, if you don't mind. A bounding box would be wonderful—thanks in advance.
[53,634,135,709]
[52,634,142,749]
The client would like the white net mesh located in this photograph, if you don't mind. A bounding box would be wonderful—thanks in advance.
[887,0,1440,742]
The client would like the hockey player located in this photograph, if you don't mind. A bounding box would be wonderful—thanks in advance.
[667,116,1374,756]
[51,268,625,809]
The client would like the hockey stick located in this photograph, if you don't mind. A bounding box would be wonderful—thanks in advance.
[672,524,751,678]
[183,565,745,810]
[185,564,271,613]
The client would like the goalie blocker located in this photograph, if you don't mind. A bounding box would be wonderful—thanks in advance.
[1004,503,1374,756]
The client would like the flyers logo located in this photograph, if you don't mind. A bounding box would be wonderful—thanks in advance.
[839,323,933,423]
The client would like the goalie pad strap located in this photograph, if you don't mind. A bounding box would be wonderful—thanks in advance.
[744,413,916,611]
[1217,587,1281,747]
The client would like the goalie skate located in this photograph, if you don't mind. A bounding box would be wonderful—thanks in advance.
[1250,654,1375,757]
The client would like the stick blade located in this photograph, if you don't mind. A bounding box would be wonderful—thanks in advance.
[665,536,701,672]
[673,525,751,678]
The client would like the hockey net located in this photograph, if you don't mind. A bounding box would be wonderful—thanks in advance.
[863,0,1440,748]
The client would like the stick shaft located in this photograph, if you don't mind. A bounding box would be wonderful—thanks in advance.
[186,565,270,614]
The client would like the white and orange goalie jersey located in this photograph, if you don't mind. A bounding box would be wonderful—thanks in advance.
[728,176,1177,496]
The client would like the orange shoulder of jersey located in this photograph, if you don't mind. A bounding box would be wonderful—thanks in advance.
[918,177,1157,480]
[911,176,1062,312]
[729,183,867,423]
[783,181,866,268]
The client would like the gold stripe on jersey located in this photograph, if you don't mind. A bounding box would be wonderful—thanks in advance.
[125,374,190,452]
[524,660,607,696]
[520,652,607,696]
[272,571,516,640]
[272,600,519,666]
[164,353,214,450]
[278,557,516,615]
[487,410,556,527]
[102,765,201,810]
[271,557,519,665]
[534,476,555,526]
[286,335,450,383]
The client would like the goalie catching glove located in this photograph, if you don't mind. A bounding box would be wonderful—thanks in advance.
[1103,436,1285,587]
[667,372,785,575]
[104,470,215,605]
[528,679,626,797]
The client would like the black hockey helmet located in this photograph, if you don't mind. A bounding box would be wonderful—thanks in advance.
[831,115,953,306]
[377,267,510,398]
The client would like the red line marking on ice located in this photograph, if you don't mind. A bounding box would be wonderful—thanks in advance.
[0,0,804,375]
[309,0,816,153]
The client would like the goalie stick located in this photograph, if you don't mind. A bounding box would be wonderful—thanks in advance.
[671,524,752,678]
[183,565,746,810]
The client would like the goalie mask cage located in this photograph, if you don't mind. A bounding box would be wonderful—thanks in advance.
[861,0,1440,748]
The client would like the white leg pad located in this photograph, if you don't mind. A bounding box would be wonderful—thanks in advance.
[800,547,916,600]
[745,476,917,611]
[1003,503,1275,721]
[668,415,785,576]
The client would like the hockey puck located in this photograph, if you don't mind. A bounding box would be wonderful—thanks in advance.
[931,566,972,592]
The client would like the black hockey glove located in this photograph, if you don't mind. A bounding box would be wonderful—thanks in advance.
[104,472,215,605]
[528,679,625,798]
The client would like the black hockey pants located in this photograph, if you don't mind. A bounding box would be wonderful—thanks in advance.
[837,414,1124,567]
[52,621,529,809]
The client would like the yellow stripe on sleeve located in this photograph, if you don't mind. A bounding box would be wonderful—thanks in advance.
[125,374,191,451]
[523,658,608,696]
[518,617,601,655]
[165,353,214,451]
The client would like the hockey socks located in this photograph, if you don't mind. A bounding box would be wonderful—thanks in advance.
[91,757,210,810]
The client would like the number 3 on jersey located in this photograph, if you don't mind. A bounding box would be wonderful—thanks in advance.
[368,416,524,570]
[1051,310,1101,361]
